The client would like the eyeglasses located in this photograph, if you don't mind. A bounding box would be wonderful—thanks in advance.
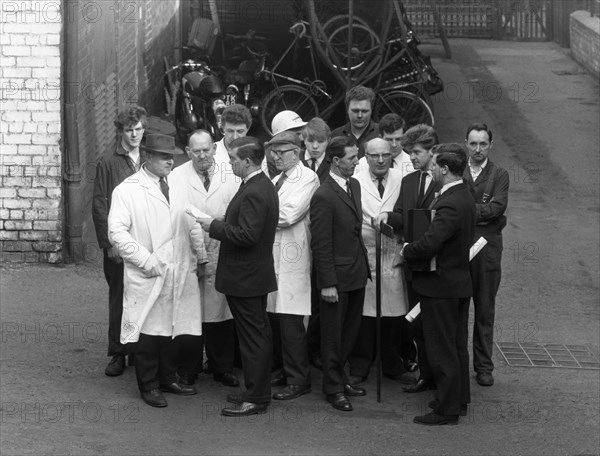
[467,142,490,150]
[270,147,297,157]
[366,153,392,160]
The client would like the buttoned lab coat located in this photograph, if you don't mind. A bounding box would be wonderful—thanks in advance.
[267,163,320,315]
[354,167,407,317]
[108,168,204,343]
[170,160,240,322]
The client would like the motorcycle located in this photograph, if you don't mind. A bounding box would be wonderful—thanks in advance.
[165,51,234,141]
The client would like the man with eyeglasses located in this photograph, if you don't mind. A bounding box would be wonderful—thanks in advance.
[355,113,413,179]
[170,130,241,389]
[463,123,509,387]
[266,131,320,401]
[348,138,408,384]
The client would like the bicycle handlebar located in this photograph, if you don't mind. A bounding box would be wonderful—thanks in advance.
[225,30,267,42]
[166,61,212,74]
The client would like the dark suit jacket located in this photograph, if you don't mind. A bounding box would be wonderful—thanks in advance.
[387,170,442,238]
[463,160,509,236]
[310,175,370,292]
[301,153,331,184]
[403,182,475,298]
[210,172,279,297]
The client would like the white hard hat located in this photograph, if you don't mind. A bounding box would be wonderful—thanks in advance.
[271,110,307,136]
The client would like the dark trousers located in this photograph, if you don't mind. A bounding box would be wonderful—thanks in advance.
[102,249,126,357]
[320,288,365,395]
[348,316,405,378]
[227,295,272,404]
[177,320,236,377]
[306,268,321,360]
[420,296,470,416]
[470,234,503,373]
[268,312,283,373]
[132,333,178,392]
[278,313,311,386]
[405,281,433,382]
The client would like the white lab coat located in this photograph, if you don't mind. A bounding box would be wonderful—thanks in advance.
[170,160,241,322]
[355,150,414,179]
[108,167,204,343]
[354,167,407,317]
[267,162,320,315]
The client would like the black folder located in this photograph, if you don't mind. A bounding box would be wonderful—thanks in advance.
[406,208,436,271]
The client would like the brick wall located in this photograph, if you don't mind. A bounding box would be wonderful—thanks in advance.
[570,10,600,78]
[1,1,63,263]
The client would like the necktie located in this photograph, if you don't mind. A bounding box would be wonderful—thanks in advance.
[310,158,316,171]
[376,177,385,197]
[346,180,352,197]
[202,170,210,191]
[159,177,169,203]
[417,171,427,206]
[275,173,287,191]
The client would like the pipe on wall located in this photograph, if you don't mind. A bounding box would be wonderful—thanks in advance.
[63,0,83,263]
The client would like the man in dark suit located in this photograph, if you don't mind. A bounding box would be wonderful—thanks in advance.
[401,143,475,426]
[463,123,509,387]
[195,136,279,417]
[300,117,332,371]
[310,136,371,412]
[377,124,441,392]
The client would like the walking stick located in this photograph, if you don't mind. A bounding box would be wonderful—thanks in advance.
[375,220,382,403]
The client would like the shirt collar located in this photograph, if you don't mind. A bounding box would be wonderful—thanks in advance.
[439,179,462,195]
[329,171,348,189]
[243,169,262,184]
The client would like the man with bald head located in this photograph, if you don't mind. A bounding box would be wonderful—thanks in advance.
[170,129,241,388]
[349,138,408,383]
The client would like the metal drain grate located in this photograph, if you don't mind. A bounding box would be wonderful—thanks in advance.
[496,342,600,369]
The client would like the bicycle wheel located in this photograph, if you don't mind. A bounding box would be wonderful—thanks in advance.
[326,22,380,72]
[260,85,319,136]
[374,90,434,127]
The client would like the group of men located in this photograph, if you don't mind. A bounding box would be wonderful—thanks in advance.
[92,84,509,426]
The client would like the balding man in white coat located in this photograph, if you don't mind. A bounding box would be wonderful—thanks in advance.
[266,131,320,400]
[170,130,241,388]
[348,138,408,382]
[108,134,203,408]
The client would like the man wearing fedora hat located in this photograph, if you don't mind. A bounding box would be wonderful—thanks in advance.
[108,133,204,408]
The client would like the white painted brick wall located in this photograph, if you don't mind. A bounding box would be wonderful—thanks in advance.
[1,0,63,263]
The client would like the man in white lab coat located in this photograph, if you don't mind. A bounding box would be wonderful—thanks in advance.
[267,131,320,400]
[349,138,408,382]
[108,134,203,408]
[170,130,242,388]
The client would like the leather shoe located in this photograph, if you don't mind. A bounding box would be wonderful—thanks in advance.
[428,399,468,416]
[414,411,458,426]
[140,389,168,408]
[404,359,418,372]
[309,356,323,370]
[214,372,240,387]
[178,374,197,386]
[402,378,435,393]
[326,392,352,411]
[476,372,494,386]
[105,355,125,377]
[273,384,311,400]
[221,402,268,417]
[270,372,286,386]
[344,384,366,397]
[226,393,244,405]
[160,382,197,396]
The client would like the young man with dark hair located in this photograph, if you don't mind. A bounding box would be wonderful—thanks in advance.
[195,136,279,417]
[92,105,147,377]
[331,85,379,159]
[463,122,509,387]
[310,136,371,412]
[401,143,476,425]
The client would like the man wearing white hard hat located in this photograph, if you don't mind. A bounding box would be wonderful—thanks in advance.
[270,110,307,137]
